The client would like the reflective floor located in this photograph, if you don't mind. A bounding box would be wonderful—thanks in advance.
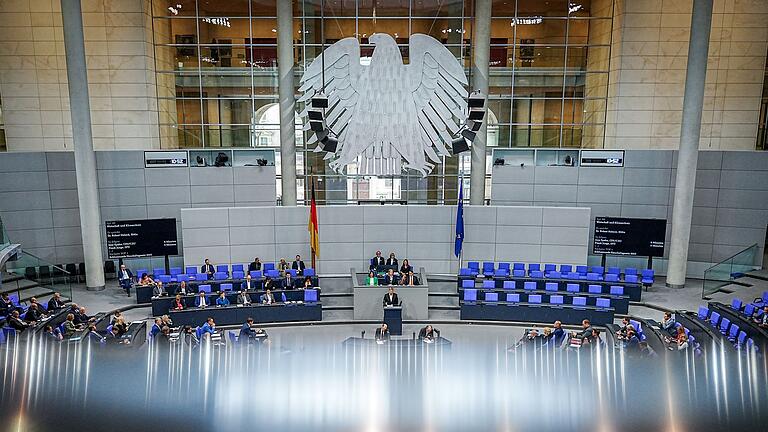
[1,324,766,431]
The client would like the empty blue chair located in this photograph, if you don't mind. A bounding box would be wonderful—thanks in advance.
[304,268,315,277]
[737,331,747,346]
[9,293,20,307]
[199,284,212,293]
[498,263,511,274]
[494,269,507,277]
[177,274,190,283]
[264,262,276,272]
[588,284,601,294]
[547,271,561,279]
[228,331,238,343]
[566,283,580,293]
[607,267,620,275]
[186,266,197,275]
[530,270,544,279]
[573,296,587,306]
[513,269,525,277]
[266,270,279,278]
[153,268,165,278]
[596,298,611,308]
[459,268,472,276]
[507,293,520,303]
[625,274,639,284]
[746,338,756,351]
[463,289,477,303]
[196,327,204,340]
[545,282,558,292]
[624,268,638,276]
[630,319,642,334]
[304,289,319,303]
[221,283,233,291]
[544,264,556,273]
[605,274,619,282]
[195,273,208,281]
[232,264,244,272]
[567,271,580,280]
[709,311,721,327]
[586,272,601,281]
[559,264,573,274]
[462,279,475,289]
[523,281,537,291]
[528,263,541,275]
[485,292,499,303]
[697,306,709,320]
[728,324,739,341]
[216,265,228,274]
[467,262,480,275]
[503,280,515,289]
[609,286,624,296]
[214,272,228,280]
[719,317,731,334]
[641,269,655,285]
[590,266,604,274]
[575,265,588,275]
[550,295,564,305]
[250,270,263,279]
[232,271,245,279]
[482,280,495,289]
[753,291,768,307]
[169,267,183,276]
[744,303,755,317]
[157,275,172,284]
[528,294,542,304]
[513,263,525,271]
[482,262,495,276]
[288,269,298,278]
[731,298,742,311]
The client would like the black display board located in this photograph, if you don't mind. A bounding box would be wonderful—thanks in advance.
[105,219,178,259]
[593,217,666,257]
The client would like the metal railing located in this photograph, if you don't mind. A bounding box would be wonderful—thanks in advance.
[3,250,73,303]
[702,243,760,299]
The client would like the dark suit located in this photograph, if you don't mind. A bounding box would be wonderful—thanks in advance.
[386,258,398,267]
[24,307,43,322]
[552,328,566,347]
[241,280,258,291]
[195,295,209,308]
[73,312,90,325]
[383,292,399,307]
[118,268,133,293]
[375,327,390,341]
[262,293,275,304]
[239,322,254,341]
[47,297,65,311]
[400,265,413,274]
[370,256,385,269]
[201,264,215,279]
[282,277,296,289]
[0,298,15,315]
[8,316,29,331]
[237,292,252,305]
[248,261,262,272]
[418,327,437,340]
[105,332,123,345]
[384,274,399,285]
[263,280,276,291]
[292,260,306,275]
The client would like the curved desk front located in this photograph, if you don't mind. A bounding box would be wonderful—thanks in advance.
[168,303,322,327]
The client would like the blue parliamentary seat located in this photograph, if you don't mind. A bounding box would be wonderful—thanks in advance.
[731,298,742,311]
[177,274,190,283]
[559,264,572,274]
[214,272,228,281]
[304,289,319,303]
[609,285,624,296]
[195,273,208,281]
[523,281,537,291]
[498,262,511,274]
[586,272,602,281]
[528,263,541,275]
[625,274,639,284]
[249,270,263,279]
[482,262,495,277]
[513,269,525,277]
[743,303,755,318]
[232,264,244,273]
[484,292,499,303]
[543,264,556,274]
[751,291,768,308]
[528,294,542,304]
[198,284,212,293]
[550,295,564,305]
[709,311,721,327]
[216,265,228,274]
[566,271,580,280]
[588,284,601,294]
[157,275,172,284]
[545,282,558,292]
[513,262,525,271]
[605,274,619,282]
[503,280,515,289]
[463,288,478,303]
[482,280,495,289]
[467,262,480,275]
[288,269,298,278]
[728,324,740,342]
[494,269,507,277]
[462,279,475,289]
[459,268,472,277]
[221,283,233,291]
[232,271,245,280]
[596,298,611,309]
[153,268,165,278]
[547,271,561,279]
[169,267,183,276]
[737,330,747,347]
[572,296,587,306]
[575,265,588,275]
[263,262,276,272]
[641,269,655,286]
[530,270,544,279]
[185,266,197,275]
[566,283,580,293]
[304,268,316,277]
[506,293,520,303]
[590,266,604,275]
[607,267,620,275]
[719,317,731,335]
[697,306,709,320]
[266,270,280,278]
[624,268,638,276]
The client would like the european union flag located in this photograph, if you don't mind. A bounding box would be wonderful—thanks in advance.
[455,181,464,258]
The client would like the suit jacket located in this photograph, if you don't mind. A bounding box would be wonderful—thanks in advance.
[153,284,165,296]
[552,328,566,346]
[118,268,133,282]
[24,308,43,322]
[263,280,276,290]
[418,327,436,340]
[239,322,254,340]
[237,292,252,305]
[9,316,29,331]
[248,262,262,272]
[375,327,390,341]
[241,280,258,291]
[384,275,398,285]
[400,265,413,274]
[262,293,275,304]
[73,312,90,325]
[195,296,209,308]
[216,296,230,306]
[370,256,385,268]
[0,298,14,314]
[150,324,161,337]
[383,293,399,307]
[386,258,398,267]
[282,278,296,289]
[201,264,215,275]
[47,297,65,311]
[292,260,306,273]
[201,322,215,335]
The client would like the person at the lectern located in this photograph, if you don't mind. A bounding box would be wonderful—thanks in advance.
[370,250,385,270]
[216,291,230,306]
[195,291,208,308]
[118,264,133,296]
[375,323,390,342]
[384,268,398,285]
[201,258,215,280]
[383,286,399,307]
[386,252,398,268]
[366,271,378,286]
[399,259,413,275]
[292,255,306,275]
[248,257,262,272]
[262,289,275,305]
[419,325,439,342]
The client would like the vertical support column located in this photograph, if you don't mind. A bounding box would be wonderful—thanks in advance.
[278,0,297,206]
[666,0,714,288]
[60,0,105,290]
[469,0,491,205]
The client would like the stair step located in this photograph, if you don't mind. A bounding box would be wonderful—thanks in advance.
[322,309,353,321]
[321,296,353,307]
[19,286,57,302]
[429,296,459,307]
[428,309,460,320]
[1,272,24,284]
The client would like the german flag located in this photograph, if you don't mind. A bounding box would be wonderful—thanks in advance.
[308,178,320,267]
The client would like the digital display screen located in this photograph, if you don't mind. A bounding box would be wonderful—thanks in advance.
[593,217,666,257]
[105,218,178,259]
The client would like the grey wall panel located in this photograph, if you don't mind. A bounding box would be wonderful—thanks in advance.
[1,210,54,230]
[584,203,622,218]
[233,167,276,185]
[691,207,717,226]
[464,206,496,224]
[366,242,407,262]
[363,206,407,225]
[691,188,719,207]
[146,186,191,205]
[406,224,452,242]
[49,190,78,209]
[464,224,497,244]
[576,185,622,203]
[323,224,365,243]
[0,191,52,211]
[407,242,455,260]
[95,151,144,169]
[578,167,623,185]
[533,184,578,203]
[53,226,83,246]
[99,187,147,207]
[716,208,768,228]
[494,243,542,263]
[51,208,80,228]
[184,246,230,267]
[543,207,589,227]
[233,185,275,204]
[621,204,667,219]
[0,153,46,172]
[719,170,768,191]
[274,225,310,244]
[491,166,534,183]
[496,226,542,245]
[189,167,234,186]
[623,150,673,168]
[230,226,276,245]
[622,186,669,205]
[321,242,364,261]
[145,204,179,220]
[697,151,723,170]
[181,208,228,228]
[6,229,55,248]
[541,245,587,264]
[323,206,364,225]
[622,168,672,187]
[100,205,148,222]
[694,170,721,189]
[45,152,75,170]
[144,167,190,186]
[364,225,407,243]
[712,244,755,262]
[713,226,766,247]
[407,206,453,225]
[722,152,768,171]
[274,207,308,226]
[690,225,715,244]
[460,243,497,261]
[53,245,84,264]
[274,244,312,262]
[47,171,77,190]
[687,242,714,262]
[541,227,589,246]
[183,227,230,248]
[534,166,579,185]
[234,201,275,207]
[230,245,276,264]
[0,172,50,191]
[497,207,543,226]
[190,185,235,204]
[229,207,275,227]
[97,169,145,188]
[717,190,768,210]
[491,184,535,202]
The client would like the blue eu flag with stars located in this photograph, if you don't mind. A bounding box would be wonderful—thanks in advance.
[455,181,464,258]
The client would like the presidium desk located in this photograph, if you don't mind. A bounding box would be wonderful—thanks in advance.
[352,269,429,321]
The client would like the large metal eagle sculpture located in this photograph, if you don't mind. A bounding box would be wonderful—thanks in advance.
[299,33,468,177]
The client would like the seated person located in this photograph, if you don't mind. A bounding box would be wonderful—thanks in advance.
[84,324,104,344]
[215,291,230,306]
[138,273,154,285]
[638,341,659,358]
[248,257,262,272]
[401,270,419,286]
[383,286,399,307]
[182,325,199,347]
[513,328,544,349]
[262,289,276,305]
[301,276,314,289]
[370,250,385,270]
[7,310,31,331]
[0,292,18,315]
[195,291,209,308]
[112,316,128,337]
[29,297,48,317]
[161,314,173,329]
[615,317,631,340]
[63,313,78,338]
[263,276,277,291]
[239,317,256,341]
[399,259,413,275]
[283,272,296,289]
[292,255,306,275]
[551,321,566,347]
[666,326,689,351]
[152,281,166,297]
[375,323,390,342]
[237,290,252,305]
[418,325,439,341]
[47,292,66,312]
[23,303,44,323]
[386,252,398,268]
[756,306,768,328]
[573,319,593,342]
[659,312,677,337]
[621,325,640,351]
[177,281,189,295]
[105,325,124,345]
[201,317,216,335]
[43,324,62,342]
[384,268,399,286]
[365,271,378,286]
[586,329,606,349]
[201,258,215,280]
[73,307,92,325]
[277,258,290,274]
[150,318,162,337]
[241,274,257,291]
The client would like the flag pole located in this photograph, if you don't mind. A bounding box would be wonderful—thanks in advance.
[458,174,463,271]
[310,174,317,270]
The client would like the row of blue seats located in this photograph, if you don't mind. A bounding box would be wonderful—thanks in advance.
[462,288,614,309]
[729,295,768,320]
[143,267,316,284]
[697,306,758,351]
[462,279,627,296]
[460,262,654,284]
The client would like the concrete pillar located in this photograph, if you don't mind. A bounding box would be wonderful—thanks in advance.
[60,0,105,290]
[277,0,297,206]
[469,0,491,205]
[666,0,714,288]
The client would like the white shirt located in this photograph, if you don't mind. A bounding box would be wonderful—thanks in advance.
[120,270,129,280]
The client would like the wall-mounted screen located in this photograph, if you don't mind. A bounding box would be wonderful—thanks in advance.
[593,217,666,257]
[105,218,178,259]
